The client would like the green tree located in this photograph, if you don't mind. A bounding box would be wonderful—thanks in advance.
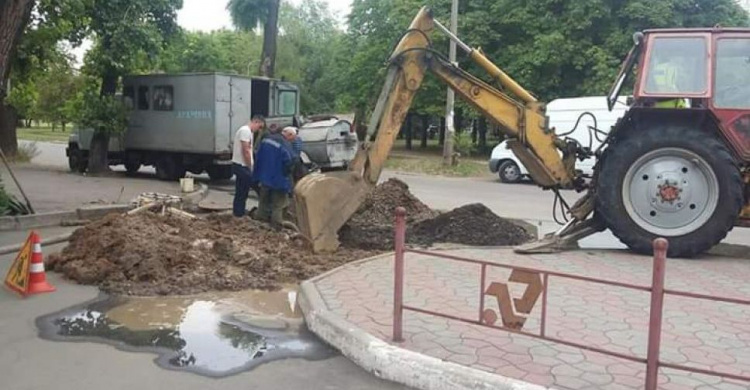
[228,0,281,77]
[155,0,344,115]
[337,0,749,114]
[36,58,81,132]
[457,0,749,100]
[6,81,37,127]
[276,0,344,114]
[73,0,182,173]
[156,29,262,75]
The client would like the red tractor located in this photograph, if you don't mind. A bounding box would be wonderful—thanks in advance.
[601,29,750,256]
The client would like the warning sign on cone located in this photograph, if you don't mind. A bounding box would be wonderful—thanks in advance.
[5,231,55,297]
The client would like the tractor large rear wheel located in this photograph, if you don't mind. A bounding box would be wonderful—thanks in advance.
[595,125,743,257]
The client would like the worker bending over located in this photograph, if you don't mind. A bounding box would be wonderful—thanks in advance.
[253,125,294,230]
[281,126,308,183]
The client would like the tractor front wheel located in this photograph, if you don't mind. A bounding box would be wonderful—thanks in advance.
[595,125,743,257]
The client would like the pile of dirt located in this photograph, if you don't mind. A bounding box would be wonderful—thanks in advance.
[339,178,437,250]
[340,179,532,250]
[47,213,375,296]
[48,178,531,296]
[410,203,531,247]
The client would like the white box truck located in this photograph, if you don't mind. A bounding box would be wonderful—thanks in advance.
[67,73,300,181]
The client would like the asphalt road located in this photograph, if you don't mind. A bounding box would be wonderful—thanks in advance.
[10,140,750,246]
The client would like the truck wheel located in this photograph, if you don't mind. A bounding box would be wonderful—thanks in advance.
[595,125,743,257]
[68,145,87,173]
[207,166,233,181]
[155,156,185,181]
[498,160,522,183]
[125,162,141,176]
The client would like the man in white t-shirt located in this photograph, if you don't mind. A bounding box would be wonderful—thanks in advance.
[232,115,265,217]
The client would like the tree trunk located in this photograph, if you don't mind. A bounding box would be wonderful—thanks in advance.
[62,122,66,133]
[455,107,464,134]
[420,115,429,149]
[258,0,280,78]
[439,117,445,146]
[404,114,412,150]
[88,131,110,174]
[0,104,18,156]
[478,117,488,153]
[0,0,34,158]
[471,119,478,144]
[88,65,118,174]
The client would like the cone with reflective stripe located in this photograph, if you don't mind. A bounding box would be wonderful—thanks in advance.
[27,232,55,295]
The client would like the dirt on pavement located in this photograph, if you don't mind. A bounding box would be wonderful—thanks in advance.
[47,212,376,296]
[47,178,531,296]
[339,179,531,250]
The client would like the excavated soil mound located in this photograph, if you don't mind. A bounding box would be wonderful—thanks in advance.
[411,203,531,247]
[48,179,531,295]
[47,213,375,296]
[339,178,436,250]
[340,179,532,250]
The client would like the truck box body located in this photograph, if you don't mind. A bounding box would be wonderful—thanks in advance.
[120,73,296,155]
[68,73,300,180]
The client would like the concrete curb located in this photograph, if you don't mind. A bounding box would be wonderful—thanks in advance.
[299,254,551,390]
[0,204,131,232]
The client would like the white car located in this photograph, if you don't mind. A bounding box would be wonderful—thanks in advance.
[489,96,629,183]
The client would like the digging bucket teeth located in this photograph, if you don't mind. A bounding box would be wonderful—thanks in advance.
[293,172,372,253]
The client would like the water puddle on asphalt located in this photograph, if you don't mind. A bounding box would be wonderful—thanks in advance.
[35,287,335,377]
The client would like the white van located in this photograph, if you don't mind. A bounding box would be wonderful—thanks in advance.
[489,96,629,183]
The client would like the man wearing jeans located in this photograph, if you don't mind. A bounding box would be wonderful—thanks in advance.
[232,115,265,217]
[253,127,294,230]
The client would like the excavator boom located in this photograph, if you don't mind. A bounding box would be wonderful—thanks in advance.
[294,7,580,253]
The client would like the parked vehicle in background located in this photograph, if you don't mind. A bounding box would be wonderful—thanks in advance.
[67,73,300,181]
[297,117,358,170]
[489,96,629,183]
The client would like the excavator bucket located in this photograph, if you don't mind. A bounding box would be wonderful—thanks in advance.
[293,171,372,253]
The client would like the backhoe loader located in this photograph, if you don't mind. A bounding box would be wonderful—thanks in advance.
[294,7,750,257]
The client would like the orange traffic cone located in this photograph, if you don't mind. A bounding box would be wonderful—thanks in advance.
[27,232,55,295]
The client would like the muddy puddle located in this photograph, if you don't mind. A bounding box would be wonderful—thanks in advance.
[36,288,335,377]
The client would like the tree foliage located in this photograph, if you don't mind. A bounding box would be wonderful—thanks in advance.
[74,78,129,136]
[156,0,343,114]
[6,81,37,125]
[336,0,749,116]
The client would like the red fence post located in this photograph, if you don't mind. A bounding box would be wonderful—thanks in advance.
[393,207,407,342]
[645,238,669,390]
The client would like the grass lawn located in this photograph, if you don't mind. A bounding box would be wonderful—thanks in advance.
[385,155,491,178]
[17,126,71,143]
[392,138,494,163]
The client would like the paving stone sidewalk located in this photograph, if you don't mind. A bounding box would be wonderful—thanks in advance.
[312,248,750,390]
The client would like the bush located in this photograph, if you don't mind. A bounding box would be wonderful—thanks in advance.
[11,142,40,163]
[453,131,476,157]
[0,176,30,216]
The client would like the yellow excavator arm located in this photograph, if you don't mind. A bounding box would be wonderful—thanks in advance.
[295,7,579,252]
